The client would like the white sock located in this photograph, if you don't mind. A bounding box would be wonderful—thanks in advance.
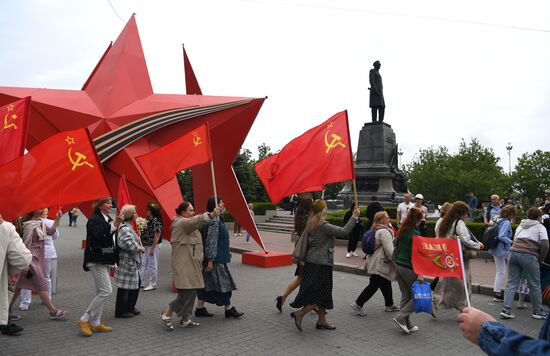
[80,312,90,322]
[225,305,232,310]
[196,300,205,308]
[90,319,100,327]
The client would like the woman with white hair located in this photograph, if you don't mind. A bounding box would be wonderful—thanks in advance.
[114,204,145,318]
[289,199,360,331]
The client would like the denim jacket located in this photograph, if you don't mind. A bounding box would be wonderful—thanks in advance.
[478,316,550,355]
[488,218,513,257]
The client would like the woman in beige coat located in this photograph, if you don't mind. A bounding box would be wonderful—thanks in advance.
[350,211,399,316]
[160,201,220,330]
[0,218,32,335]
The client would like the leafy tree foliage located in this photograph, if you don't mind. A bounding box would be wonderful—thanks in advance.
[405,139,507,204]
[511,150,550,204]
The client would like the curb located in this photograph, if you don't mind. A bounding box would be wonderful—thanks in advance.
[230,247,495,297]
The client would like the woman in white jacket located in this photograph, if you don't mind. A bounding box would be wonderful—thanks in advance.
[433,201,483,313]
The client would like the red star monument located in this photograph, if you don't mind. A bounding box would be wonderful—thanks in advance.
[0,16,269,251]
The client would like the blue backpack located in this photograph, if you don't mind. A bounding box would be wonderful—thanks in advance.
[361,227,383,254]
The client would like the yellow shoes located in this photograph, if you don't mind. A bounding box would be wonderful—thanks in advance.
[90,322,113,333]
[77,319,113,336]
[77,319,92,337]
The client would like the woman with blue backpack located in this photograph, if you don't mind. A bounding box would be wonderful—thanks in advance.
[487,205,516,302]
[350,211,399,316]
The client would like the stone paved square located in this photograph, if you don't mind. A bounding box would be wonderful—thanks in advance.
[2,218,543,355]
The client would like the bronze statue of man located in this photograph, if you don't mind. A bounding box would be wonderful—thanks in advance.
[369,60,385,122]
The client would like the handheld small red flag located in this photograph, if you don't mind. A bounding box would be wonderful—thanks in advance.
[0,97,30,166]
[0,128,111,221]
[254,111,353,204]
[136,123,212,189]
[411,236,464,279]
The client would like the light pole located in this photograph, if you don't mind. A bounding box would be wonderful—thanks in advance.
[398,149,404,170]
[506,143,513,175]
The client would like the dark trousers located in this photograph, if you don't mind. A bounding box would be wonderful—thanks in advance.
[347,231,362,253]
[371,107,385,122]
[115,287,140,316]
[356,274,394,307]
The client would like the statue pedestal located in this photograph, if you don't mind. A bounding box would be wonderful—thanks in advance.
[339,122,408,206]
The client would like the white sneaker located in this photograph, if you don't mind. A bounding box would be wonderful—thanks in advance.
[408,325,419,332]
[351,251,358,257]
[345,252,352,258]
[393,318,409,334]
[19,304,29,311]
[350,302,367,316]
[144,285,156,291]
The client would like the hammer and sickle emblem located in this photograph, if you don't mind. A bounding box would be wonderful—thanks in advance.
[2,113,17,130]
[192,131,202,147]
[324,125,346,154]
[68,147,94,171]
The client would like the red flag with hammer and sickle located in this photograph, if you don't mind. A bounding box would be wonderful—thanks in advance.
[0,97,30,166]
[135,123,212,189]
[0,128,110,221]
[254,111,353,204]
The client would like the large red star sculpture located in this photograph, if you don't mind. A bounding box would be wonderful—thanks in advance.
[0,16,268,251]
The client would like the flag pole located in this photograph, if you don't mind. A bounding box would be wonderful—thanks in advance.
[456,239,471,308]
[210,160,218,206]
[352,179,358,208]
[321,189,325,200]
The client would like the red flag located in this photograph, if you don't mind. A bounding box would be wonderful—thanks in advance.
[117,174,133,208]
[0,97,30,166]
[183,45,202,95]
[0,128,111,221]
[255,111,353,204]
[411,236,464,279]
[136,123,212,188]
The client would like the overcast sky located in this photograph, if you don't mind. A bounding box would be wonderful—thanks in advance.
[1,0,549,172]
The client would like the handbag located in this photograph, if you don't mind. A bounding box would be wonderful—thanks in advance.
[292,230,309,263]
[290,230,299,243]
[452,220,478,259]
[89,225,119,265]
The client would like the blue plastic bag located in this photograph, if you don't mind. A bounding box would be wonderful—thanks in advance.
[412,280,433,314]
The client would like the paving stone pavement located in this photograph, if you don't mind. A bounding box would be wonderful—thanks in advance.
[2,216,545,355]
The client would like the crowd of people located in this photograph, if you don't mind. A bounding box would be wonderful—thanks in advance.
[2,190,550,354]
[279,190,550,353]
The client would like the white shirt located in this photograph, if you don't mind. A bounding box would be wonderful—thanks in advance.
[397,202,413,224]
[415,204,428,221]
[40,218,59,259]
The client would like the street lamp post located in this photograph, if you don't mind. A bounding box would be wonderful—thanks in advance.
[506,143,513,175]
[398,149,404,170]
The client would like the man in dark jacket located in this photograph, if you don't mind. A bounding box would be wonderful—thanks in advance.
[365,196,384,231]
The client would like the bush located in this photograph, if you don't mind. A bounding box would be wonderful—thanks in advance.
[223,202,276,223]
[252,202,276,215]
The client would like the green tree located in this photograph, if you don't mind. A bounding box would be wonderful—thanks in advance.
[176,169,193,203]
[405,139,507,205]
[512,150,550,204]
[257,142,273,161]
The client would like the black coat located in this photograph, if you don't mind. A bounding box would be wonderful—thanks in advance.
[83,213,115,271]
[369,69,385,108]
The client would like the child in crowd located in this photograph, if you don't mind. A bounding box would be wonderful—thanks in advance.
[245,203,254,242]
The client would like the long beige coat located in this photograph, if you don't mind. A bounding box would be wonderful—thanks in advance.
[170,213,210,289]
[364,225,396,281]
[0,221,32,325]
